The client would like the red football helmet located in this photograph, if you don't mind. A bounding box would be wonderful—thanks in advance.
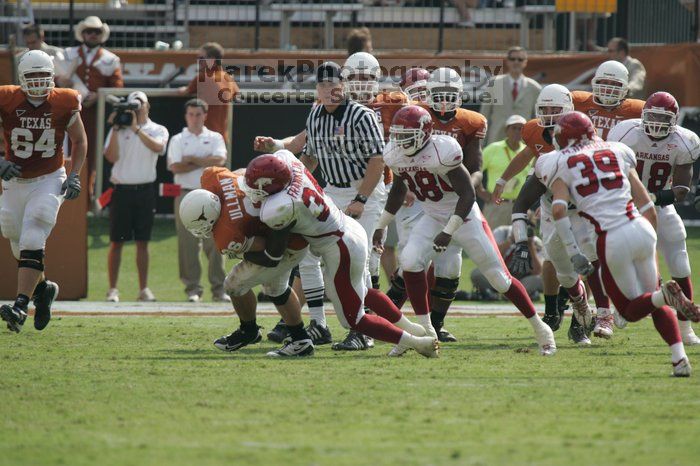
[400,68,431,103]
[389,105,434,156]
[243,154,292,203]
[643,91,679,139]
[553,111,597,150]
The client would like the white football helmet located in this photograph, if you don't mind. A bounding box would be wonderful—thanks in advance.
[592,60,629,107]
[341,52,381,104]
[426,67,463,114]
[535,84,574,127]
[18,50,55,98]
[178,189,221,238]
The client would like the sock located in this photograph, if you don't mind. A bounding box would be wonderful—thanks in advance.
[371,275,380,290]
[544,294,558,316]
[528,313,546,331]
[364,288,403,323]
[651,290,666,309]
[566,281,585,300]
[430,310,446,330]
[241,319,258,332]
[403,271,430,316]
[354,314,403,344]
[33,280,48,299]
[504,279,536,318]
[678,319,693,336]
[651,306,682,347]
[287,322,310,341]
[14,294,30,311]
[670,342,688,364]
[417,314,432,330]
[621,294,657,322]
[308,301,326,327]
[587,261,611,309]
[674,277,693,321]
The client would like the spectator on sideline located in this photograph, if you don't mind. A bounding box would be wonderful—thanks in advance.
[103,92,169,303]
[477,115,527,228]
[480,46,541,145]
[61,16,123,197]
[178,42,239,144]
[607,37,646,99]
[347,27,373,55]
[21,24,64,61]
[167,99,229,303]
[470,224,543,300]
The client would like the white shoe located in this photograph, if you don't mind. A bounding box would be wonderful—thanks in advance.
[661,281,700,322]
[613,309,628,329]
[106,288,119,303]
[571,295,593,329]
[187,293,201,303]
[213,293,231,303]
[593,309,614,339]
[412,336,439,358]
[672,357,692,377]
[138,287,156,302]
[535,325,557,356]
[388,344,411,357]
[679,321,700,346]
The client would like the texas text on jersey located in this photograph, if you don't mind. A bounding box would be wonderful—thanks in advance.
[607,118,700,192]
[384,134,463,220]
[572,90,644,140]
[200,167,306,258]
[0,86,81,178]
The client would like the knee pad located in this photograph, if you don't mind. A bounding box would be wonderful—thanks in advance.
[19,249,44,271]
[667,249,692,279]
[224,268,250,298]
[19,201,59,251]
[430,277,459,301]
[269,286,292,306]
[481,267,512,294]
[555,271,579,290]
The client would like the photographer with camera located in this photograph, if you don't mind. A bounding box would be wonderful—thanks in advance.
[103,91,169,303]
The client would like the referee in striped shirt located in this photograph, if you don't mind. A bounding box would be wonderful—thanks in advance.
[299,61,387,350]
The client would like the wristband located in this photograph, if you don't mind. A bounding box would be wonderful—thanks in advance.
[442,215,464,236]
[553,216,581,258]
[551,199,569,209]
[271,139,285,151]
[264,249,283,261]
[495,177,507,187]
[375,210,396,230]
[638,201,654,214]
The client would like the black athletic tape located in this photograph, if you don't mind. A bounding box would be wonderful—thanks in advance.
[270,287,292,305]
[430,277,459,300]
[18,249,44,271]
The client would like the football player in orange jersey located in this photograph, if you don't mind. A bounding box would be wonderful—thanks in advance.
[0,50,87,333]
[178,167,315,357]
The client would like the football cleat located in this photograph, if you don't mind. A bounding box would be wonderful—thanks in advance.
[661,281,700,322]
[570,295,593,331]
[214,326,262,352]
[412,336,439,358]
[332,330,369,351]
[438,328,457,342]
[613,308,628,329]
[365,336,375,348]
[212,293,231,303]
[678,320,700,346]
[266,319,289,343]
[672,358,692,377]
[138,287,156,302]
[535,324,557,356]
[187,293,201,303]
[305,319,333,345]
[387,344,411,357]
[33,280,58,331]
[593,308,614,339]
[266,338,314,357]
[106,288,120,303]
[542,311,564,332]
[568,318,592,346]
[1,304,28,333]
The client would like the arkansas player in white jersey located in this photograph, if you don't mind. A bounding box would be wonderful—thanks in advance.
[544,111,699,377]
[242,150,439,357]
[607,92,700,345]
[374,105,556,356]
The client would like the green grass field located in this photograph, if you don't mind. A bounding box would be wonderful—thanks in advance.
[86,217,700,302]
[1,316,699,466]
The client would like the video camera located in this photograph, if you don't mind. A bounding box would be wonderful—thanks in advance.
[107,95,140,127]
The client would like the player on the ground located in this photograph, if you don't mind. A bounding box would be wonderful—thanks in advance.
[374,105,556,356]
[178,167,315,357]
[607,91,700,345]
[0,50,86,333]
[243,150,439,357]
[545,111,699,377]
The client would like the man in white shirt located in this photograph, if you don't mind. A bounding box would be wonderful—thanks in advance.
[607,37,647,99]
[103,91,169,302]
[168,99,229,302]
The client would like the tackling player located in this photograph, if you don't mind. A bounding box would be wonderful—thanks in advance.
[545,111,699,377]
[608,91,700,345]
[178,166,315,357]
[0,50,86,333]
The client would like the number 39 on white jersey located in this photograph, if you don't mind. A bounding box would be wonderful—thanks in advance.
[540,140,638,233]
[259,150,346,252]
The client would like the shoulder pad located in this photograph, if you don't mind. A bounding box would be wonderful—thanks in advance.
[435,135,463,167]
[260,193,295,230]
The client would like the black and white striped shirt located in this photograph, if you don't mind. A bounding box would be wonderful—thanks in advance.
[303,99,385,188]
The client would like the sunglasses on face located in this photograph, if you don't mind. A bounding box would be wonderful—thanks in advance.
[84,28,102,35]
[508,57,526,62]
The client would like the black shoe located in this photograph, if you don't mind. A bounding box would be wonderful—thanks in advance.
[266,338,315,357]
[214,326,262,352]
[1,304,28,334]
[438,328,457,342]
[567,318,592,346]
[33,280,58,331]
[267,319,289,343]
[454,290,470,301]
[305,319,333,345]
[332,330,369,351]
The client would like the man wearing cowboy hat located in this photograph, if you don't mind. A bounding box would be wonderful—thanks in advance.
[61,16,123,197]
